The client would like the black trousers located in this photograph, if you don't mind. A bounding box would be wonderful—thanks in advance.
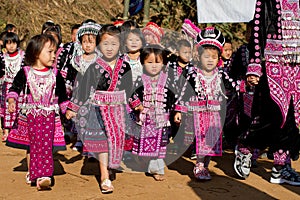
[238,73,300,161]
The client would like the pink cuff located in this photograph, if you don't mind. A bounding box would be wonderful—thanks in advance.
[239,80,246,93]
[129,98,141,109]
[6,92,19,101]
[174,104,188,113]
[59,100,70,114]
[67,101,80,112]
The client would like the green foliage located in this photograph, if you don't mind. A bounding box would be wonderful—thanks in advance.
[0,0,247,49]
[131,0,247,48]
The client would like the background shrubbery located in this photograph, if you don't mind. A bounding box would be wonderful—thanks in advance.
[0,0,246,49]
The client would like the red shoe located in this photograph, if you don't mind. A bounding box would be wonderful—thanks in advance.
[193,162,211,180]
[2,133,8,142]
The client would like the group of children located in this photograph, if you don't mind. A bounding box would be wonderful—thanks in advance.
[1,4,300,193]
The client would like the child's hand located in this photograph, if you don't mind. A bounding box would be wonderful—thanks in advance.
[174,112,182,124]
[66,110,76,119]
[247,75,260,86]
[134,104,144,112]
[7,98,16,113]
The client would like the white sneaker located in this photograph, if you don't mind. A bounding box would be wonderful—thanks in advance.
[233,146,252,179]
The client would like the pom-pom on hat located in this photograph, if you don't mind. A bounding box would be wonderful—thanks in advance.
[181,19,201,41]
[142,22,164,44]
[195,27,225,53]
[113,20,125,28]
[76,22,101,42]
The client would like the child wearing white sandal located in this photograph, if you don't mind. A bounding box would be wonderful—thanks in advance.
[6,34,69,191]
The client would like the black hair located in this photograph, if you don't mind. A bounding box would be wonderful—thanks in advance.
[41,21,55,34]
[5,24,16,32]
[121,20,139,32]
[25,34,57,66]
[3,32,20,47]
[140,44,168,66]
[224,37,232,44]
[98,24,121,42]
[71,24,81,33]
[176,39,191,51]
[43,25,62,47]
[79,34,99,47]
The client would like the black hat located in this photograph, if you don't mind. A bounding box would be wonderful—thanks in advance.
[195,27,225,53]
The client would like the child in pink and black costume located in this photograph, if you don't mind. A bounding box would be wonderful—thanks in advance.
[6,34,69,190]
[128,44,177,181]
[174,27,227,180]
[66,24,133,193]
[0,32,25,142]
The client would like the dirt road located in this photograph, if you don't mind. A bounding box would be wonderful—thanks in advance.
[0,140,299,200]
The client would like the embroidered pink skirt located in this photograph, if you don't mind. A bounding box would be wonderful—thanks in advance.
[193,111,222,157]
[6,112,66,152]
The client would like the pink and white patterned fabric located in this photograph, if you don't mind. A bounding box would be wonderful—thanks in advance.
[273,150,291,166]
[263,0,300,127]
[191,69,223,157]
[6,66,67,181]
[96,91,126,169]
[194,111,222,156]
[1,50,24,128]
[132,71,169,158]
[28,112,55,181]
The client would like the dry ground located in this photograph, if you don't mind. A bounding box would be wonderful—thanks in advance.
[1,135,300,200]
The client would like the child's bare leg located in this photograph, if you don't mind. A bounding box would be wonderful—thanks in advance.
[98,153,114,193]
[26,151,31,184]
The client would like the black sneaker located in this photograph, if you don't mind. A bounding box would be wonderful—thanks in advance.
[233,146,252,179]
[270,164,300,186]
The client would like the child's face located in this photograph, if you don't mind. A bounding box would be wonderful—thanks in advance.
[6,41,17,54]
[81,34,96,54]
[126,32,142,53]
[200,48,219,74]
[37,41,56,67]
[99,33,120,61]
[144,34,156,44]
[144,53,163,77]
[71,28,78,42]
[8,27,17,34]
[221,42,233,60]
[178,46,192,63]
